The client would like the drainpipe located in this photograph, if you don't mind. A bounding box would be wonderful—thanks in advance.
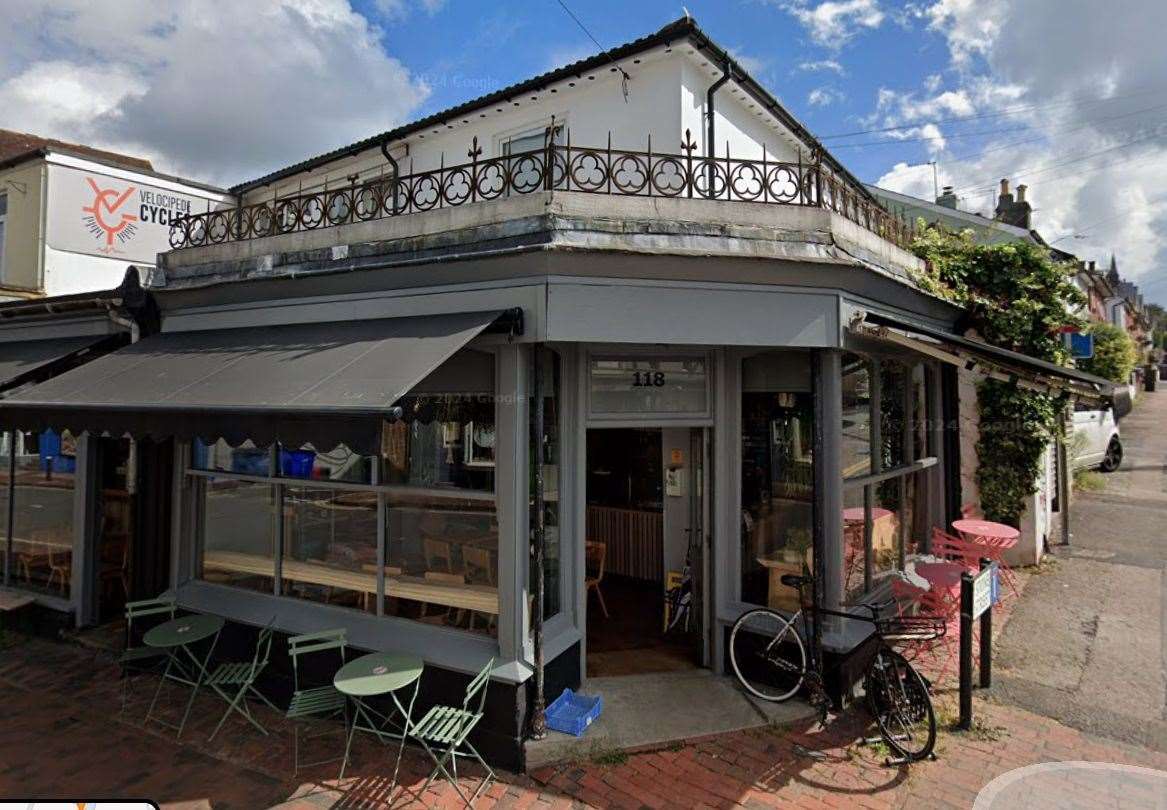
[530,343,547,739]
[705,59,733,195]
[379,139,401,215]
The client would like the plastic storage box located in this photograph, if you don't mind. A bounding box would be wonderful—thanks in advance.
[280,449,316,478]
[545,688,602,736]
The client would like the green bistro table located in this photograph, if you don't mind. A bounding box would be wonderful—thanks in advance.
[334,651,424,783]
[143,613,225,738]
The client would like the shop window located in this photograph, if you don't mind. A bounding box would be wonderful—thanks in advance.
[8,430,76,598]
[282,486,378,609]
[740,352,814,609]
[841,354,872,479]
[191,348,499,637]
[200,478,275,593]
[531,349,561,621]
[381,393,499,636]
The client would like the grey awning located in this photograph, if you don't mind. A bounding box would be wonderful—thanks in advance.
[0,310,515,452]
[858,312,1116,402]
[0,335,121,393]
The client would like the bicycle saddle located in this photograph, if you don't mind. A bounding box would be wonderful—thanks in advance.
[780,573,810,589]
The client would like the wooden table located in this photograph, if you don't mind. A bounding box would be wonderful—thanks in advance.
[203,551,499,614]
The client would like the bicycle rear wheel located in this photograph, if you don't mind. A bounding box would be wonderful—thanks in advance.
[866,648,936,762]
[729,608,806,702]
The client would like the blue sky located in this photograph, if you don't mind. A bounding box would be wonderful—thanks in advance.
[2,1,1165,300]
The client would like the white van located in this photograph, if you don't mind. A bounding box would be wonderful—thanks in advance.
[1072,404,1123,472]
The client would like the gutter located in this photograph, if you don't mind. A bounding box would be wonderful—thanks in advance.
[705,59,733,189]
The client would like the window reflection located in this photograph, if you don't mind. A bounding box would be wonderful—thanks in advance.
[7,431,76,597]
[740,352,814,610]
[841,354,872,479]
[200,478,275,593]
[282,487,378,609]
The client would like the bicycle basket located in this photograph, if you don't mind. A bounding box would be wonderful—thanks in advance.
[875,615,947,643]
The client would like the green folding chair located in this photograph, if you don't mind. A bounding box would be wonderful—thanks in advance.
[206,619,279,740]
[119,595,177,716]
[286,628,348,774]
[412,658,496,808]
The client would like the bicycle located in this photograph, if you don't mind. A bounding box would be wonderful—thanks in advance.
[728,573,942,764]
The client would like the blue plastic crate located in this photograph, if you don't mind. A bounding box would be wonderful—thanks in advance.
[280,449,316,478]
[545,688,602,737]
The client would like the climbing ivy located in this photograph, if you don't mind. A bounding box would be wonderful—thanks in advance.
[909,227,1085,525]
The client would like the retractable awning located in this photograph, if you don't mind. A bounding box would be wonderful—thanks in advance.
[855,311,1117,405]
[0,335,122,394]
[0,309,519,453]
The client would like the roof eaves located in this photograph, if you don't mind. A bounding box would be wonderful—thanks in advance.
[230,16,699,193]
[229,16,881,208]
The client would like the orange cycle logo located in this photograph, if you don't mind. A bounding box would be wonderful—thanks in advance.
[82,177,139,253]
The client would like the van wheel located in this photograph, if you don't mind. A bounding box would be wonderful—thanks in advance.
[1100,438,1123,472]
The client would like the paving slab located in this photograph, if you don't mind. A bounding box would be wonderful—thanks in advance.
[524,668,818,768]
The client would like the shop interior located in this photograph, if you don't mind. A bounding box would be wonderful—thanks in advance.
[584,427,702,678]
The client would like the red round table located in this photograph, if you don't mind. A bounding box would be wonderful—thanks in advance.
[952,518,1020,597]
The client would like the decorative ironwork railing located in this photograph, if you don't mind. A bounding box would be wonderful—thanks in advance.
[169,129,915,251]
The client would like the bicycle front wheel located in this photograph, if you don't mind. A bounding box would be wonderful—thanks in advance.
[729,608,806,702]
[866,648,936,762]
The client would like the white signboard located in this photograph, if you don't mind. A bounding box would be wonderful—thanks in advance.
[971,563,999,619]
[46,163,224,265]
[588,355,709,416]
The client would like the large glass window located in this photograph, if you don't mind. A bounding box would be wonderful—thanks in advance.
[192,348,499,638]
[200,478,275,592]
[842,355,933,603]
[740,352,814,610]
[8,430,76,598]
[841,354,872,478]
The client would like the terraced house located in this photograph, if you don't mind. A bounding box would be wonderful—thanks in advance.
[0,17,1115,770]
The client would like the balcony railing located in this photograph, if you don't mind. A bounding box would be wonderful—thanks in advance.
[169,129,915,251]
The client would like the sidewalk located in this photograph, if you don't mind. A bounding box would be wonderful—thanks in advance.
[2,579,1164,810]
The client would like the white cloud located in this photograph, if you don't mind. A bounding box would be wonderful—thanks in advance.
[797,59,845,75]
[808,86,844,107]
[875,0,1167,300]
[729,48,770,77]
[0,0,429,185]
[782,0,885,50]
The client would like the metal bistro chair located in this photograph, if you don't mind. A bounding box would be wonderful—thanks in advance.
[286,628,348,774]
[118,595,177,716]
[412,658,496,808]
[206,619,280,741]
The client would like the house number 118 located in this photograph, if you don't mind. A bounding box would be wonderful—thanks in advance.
[632,371,666,387]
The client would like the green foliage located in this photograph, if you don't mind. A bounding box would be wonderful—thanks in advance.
[1078,322,1138,383]
[910,225,1082,525]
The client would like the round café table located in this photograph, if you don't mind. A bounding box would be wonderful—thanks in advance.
[334,652,424,783]
[143,613,224,738]
[952,518,1020,597]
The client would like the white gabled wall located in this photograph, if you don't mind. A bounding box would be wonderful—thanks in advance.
[242,45,816,205]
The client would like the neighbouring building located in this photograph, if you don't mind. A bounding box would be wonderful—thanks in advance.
[0,130,230,301]
[0,18,1115,770]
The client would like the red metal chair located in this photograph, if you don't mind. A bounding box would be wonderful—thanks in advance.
[930,527,982,572]
[892,576,962,681]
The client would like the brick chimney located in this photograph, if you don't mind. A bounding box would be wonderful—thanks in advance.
[936,185,958,209]
[994,178,1032,229]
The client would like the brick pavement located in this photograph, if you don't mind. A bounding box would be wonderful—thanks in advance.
[2,568,1164,809]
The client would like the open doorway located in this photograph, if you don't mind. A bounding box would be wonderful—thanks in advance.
[584,427,706,678]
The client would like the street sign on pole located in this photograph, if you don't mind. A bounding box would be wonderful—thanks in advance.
[959,559,997,730]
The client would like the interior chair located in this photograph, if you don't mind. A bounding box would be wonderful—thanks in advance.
[118,595,177,715]
[930,527,982,573]
[585,541,609,619]
[286,628,348,774]
[419,571,465,627]
[412,658,497,808]
[206,619,279,741]
[462,546,497,634]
